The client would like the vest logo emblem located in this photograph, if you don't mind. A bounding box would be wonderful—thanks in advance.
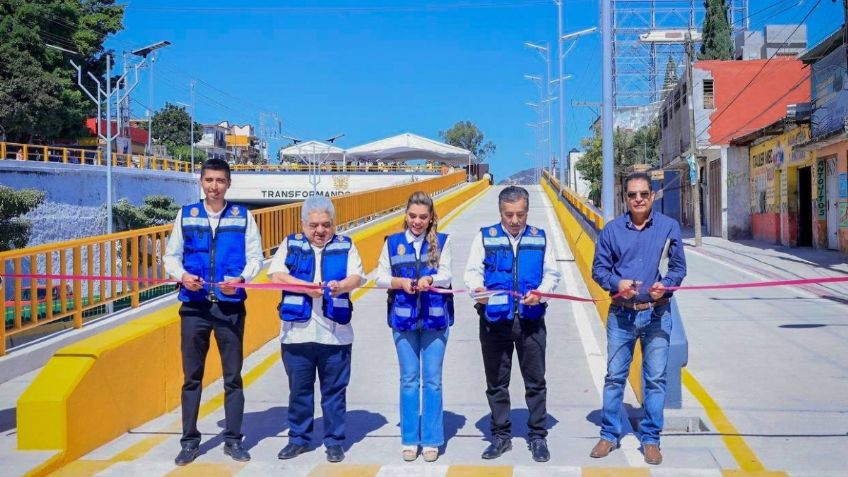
[231,206,240,216]
[488,227,497,237]
[190,207,199,217]
[295,233,303,240]
[530,227,538,236]
[397,243,406,255]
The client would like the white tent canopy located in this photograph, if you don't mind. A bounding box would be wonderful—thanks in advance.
[279,140,345,163]
[346,133,477,166]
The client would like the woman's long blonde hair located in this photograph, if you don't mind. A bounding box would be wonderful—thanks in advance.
[403,191,440,268]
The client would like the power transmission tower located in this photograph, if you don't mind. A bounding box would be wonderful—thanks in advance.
[611,0,748,109]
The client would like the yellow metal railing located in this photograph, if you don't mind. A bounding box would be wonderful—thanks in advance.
[0,171,466,355]
[1,141,192,173]
[232,163,454,174]
[1,141,460,175]
[542,169,605,230]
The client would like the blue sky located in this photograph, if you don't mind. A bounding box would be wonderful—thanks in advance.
[108,0,843,181]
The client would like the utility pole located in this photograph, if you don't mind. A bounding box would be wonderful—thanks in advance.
[640,29,704,245]
[70,55,144,234]
[555,0,565,189]
[190,80,196,174]
[601,0,615,222]
[685,34,703,246]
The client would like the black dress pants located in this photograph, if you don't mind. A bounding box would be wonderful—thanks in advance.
[477,305,548,440]
[179,300,246,446]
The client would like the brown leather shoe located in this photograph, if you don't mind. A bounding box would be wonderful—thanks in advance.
[589,439,616,458]
[643,444,662,465]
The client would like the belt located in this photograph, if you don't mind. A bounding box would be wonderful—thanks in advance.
[611,297,669,311]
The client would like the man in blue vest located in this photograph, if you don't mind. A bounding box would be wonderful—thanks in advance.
[269,195,365,463]
[164,158,264,466]
[590,171,687,465]
[464,186,561,462]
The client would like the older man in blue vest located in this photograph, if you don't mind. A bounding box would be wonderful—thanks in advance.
[269,195,365,463]
[464,186,561,462]
[164,158,264,466]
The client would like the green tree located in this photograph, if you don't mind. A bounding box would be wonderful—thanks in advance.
[699,0,734,60]
[0,1,125,143]
[112,195,180,232]
[150,103,203,155]
[576,124,659,204]
[0,186,46,251]
[439,120,496,162]
[171,145,208,164]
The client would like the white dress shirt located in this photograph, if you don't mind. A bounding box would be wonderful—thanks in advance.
[267,236,365,346]
[375,230,453,288]
[463,224,561,299]
[163,201,265,282]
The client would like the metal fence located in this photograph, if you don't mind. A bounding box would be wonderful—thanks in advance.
[1,141,192,172]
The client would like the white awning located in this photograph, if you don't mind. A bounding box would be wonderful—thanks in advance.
[279,140,345,162]
[346,133,477,165]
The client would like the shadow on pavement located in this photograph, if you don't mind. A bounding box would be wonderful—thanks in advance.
[0,407,14,433]
[315,409,388,451]
[203,405,290,453]
[441,410,468,453]
[474,408,560,445]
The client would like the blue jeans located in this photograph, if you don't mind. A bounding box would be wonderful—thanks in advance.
[392,327,449,447]
[600,304,671,446]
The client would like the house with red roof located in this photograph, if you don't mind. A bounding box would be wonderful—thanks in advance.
[659,57,810,239]
[80,118,150,155]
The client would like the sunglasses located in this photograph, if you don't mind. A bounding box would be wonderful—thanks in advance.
[626,191,651,199]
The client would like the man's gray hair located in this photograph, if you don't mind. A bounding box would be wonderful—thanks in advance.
[498,186,530,211]
[301,195,335,222]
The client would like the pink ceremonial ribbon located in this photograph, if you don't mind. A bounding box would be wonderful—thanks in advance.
[2,273,847,301]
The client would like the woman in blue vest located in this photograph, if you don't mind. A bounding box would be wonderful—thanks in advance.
[268,195,365,464]
[376,191,453,462]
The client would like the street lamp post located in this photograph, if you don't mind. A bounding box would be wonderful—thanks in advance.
[131,41,172,157]
[69,55,145,234]
[558,26,598,190]
[524,43,553,180]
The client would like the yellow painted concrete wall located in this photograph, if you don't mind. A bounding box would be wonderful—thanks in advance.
[541,180,645,400]
[16,180,489,473]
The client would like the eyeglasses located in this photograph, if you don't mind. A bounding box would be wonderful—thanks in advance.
[626,191,651,199]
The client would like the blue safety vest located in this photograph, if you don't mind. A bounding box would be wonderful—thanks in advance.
[178,201,248,303]
[386,232,454,331]
[481,223,547,322]
[278,233,353,324]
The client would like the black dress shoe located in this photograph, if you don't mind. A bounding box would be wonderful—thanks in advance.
[277,443,308,460]
[174,443,199,466]
[530,438,550,462]
[224,442,251,462]
[481,437,512,459]
[326,444,345,463]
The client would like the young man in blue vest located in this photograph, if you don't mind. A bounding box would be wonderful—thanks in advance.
[463,186,561,462]
[590,172,687,465]
[164,158,264,466]
[269,195,365,463]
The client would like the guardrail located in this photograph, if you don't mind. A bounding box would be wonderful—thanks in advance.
[231,163,455,174]
[1,141,462,175]
[541,169,688,409]
[1,141,192,173]
[0,171,466,355]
